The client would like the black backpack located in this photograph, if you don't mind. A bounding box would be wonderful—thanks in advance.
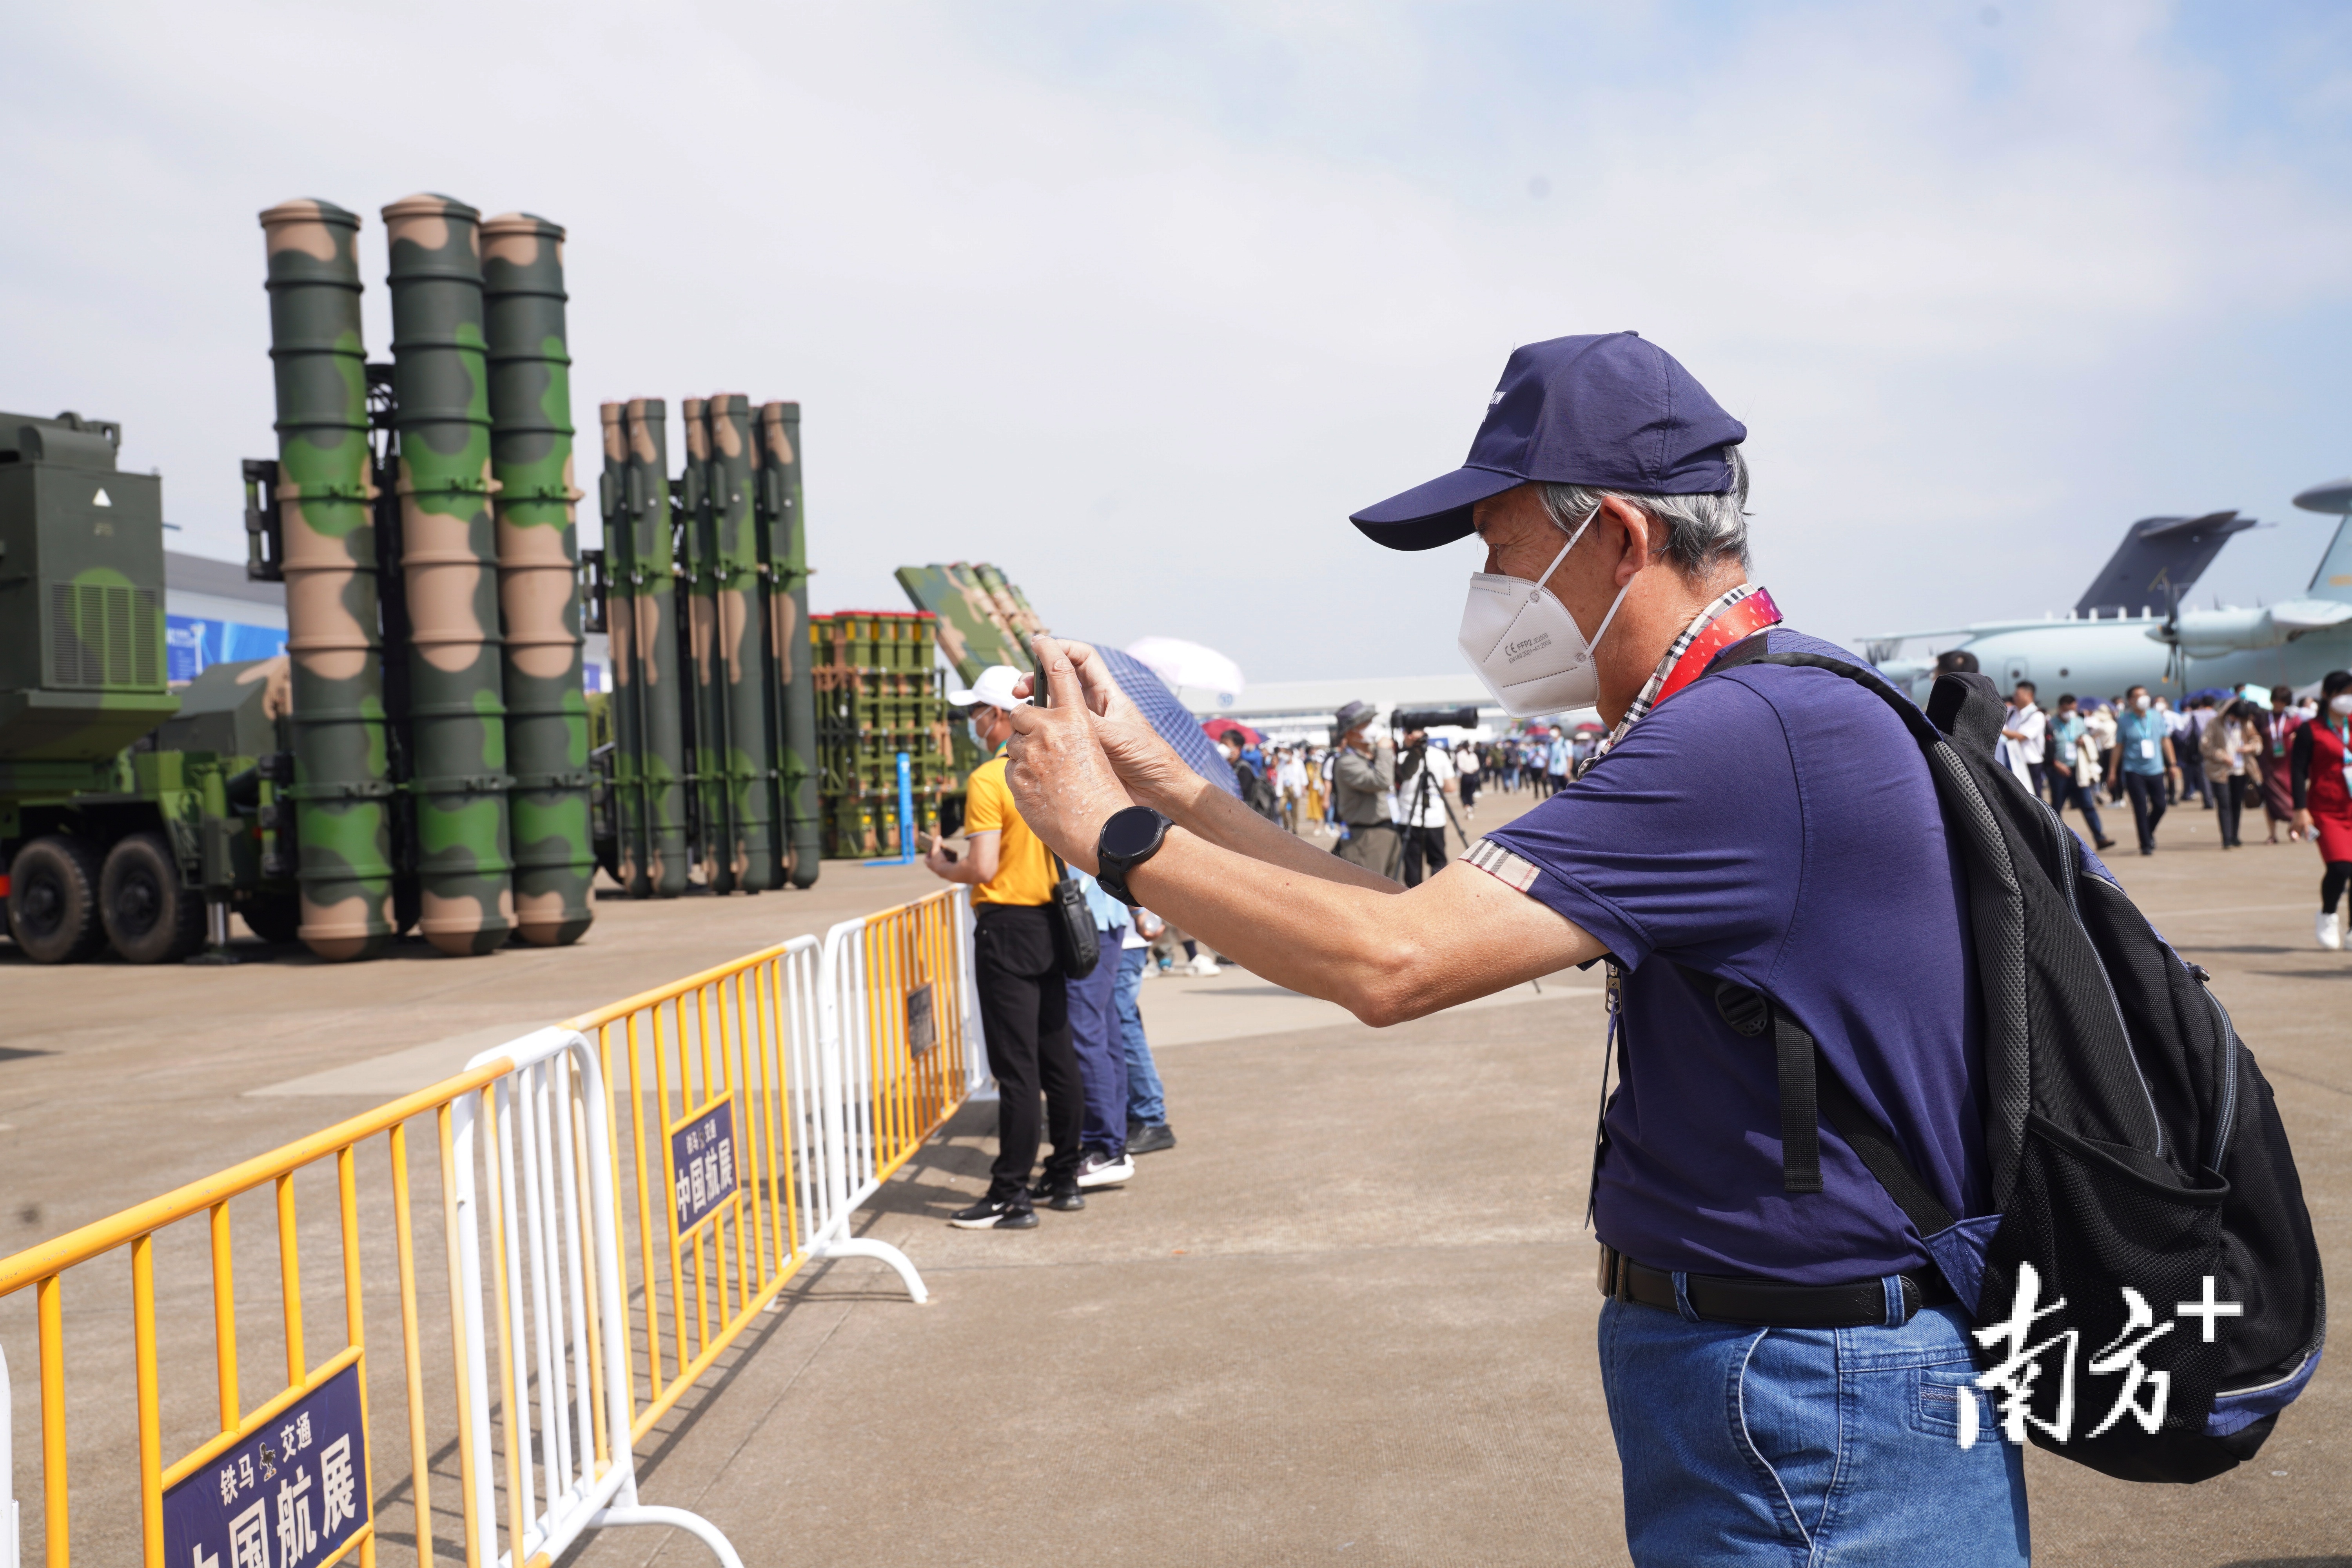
[1694,648,2325,1484]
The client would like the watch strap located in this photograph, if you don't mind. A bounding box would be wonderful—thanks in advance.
[1094,806,1169,906]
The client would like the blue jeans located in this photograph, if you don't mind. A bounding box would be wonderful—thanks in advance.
[1114,945,1167,1126]
[1065,927,1128,1158]
[1599,1298,2029,1567]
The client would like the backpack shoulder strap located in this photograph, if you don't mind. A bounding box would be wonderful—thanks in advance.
[1672,634,1970,1240]
[1681,963,1958,1237]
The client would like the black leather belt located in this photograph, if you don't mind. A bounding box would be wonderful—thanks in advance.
[1597,1244,1951,1328]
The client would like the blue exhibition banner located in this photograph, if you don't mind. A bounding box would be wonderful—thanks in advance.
[670,1097,743,1237]
[163,1356,368,1568]
[167,615,289,684]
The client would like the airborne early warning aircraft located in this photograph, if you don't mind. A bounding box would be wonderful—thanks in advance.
[1863,480,2352,702]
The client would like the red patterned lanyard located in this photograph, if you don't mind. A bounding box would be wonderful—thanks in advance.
[1650,588,1784,711]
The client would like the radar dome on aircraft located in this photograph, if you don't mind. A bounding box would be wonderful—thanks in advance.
[2292,477,2352,515]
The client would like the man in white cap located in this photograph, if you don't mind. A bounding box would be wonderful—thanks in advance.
[924,665,1084,1229]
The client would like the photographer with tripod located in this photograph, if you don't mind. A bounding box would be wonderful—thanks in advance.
[1393,709,1474,887]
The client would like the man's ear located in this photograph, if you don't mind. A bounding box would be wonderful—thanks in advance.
[1602,496,1655,588]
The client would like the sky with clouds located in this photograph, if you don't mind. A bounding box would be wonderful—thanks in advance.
[5,0,2350,684]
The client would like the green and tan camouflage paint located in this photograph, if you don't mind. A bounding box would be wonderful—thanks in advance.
[757,401,822,888]
[260,198,394,962]
[623,398,689,895]
[893,563,1030,682]
[598,402,652,897]
[382,193,514,957]
[677,399,731,891]
[484,212,594,944]
[969,563,1042,664]
[702,393,773,893]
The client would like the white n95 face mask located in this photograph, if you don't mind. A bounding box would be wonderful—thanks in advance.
[1458,505,1632,717]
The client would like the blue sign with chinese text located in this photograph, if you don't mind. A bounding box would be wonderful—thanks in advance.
[166,615,288,684]
[670,1099,742,1237]
[163,1357,367,1568]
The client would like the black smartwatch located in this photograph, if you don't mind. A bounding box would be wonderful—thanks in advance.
[1094,806,1171,906]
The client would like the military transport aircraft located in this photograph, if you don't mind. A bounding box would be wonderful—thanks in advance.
[1863,482,2352,701]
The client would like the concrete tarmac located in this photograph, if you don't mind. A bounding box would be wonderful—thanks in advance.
[2,789,2345,1566]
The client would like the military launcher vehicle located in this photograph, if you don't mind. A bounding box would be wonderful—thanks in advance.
[0,409,306,963]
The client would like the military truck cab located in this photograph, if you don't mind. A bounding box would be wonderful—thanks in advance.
[1,410,299,963]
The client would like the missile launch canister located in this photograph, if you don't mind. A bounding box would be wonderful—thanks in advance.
[382,192,515,957]
[622,399,690,895]
[758,401,823,888]
[259,198,396,962]
[704,393,776,892]
[484,211,595,945]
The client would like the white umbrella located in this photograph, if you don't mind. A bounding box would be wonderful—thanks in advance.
[1124,637,1245,706]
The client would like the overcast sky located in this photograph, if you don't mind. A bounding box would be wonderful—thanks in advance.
[6,1,2350,684]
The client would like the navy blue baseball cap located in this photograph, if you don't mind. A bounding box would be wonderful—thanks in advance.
[1350,332,1747,551]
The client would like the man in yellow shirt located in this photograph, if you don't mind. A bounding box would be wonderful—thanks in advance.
[923,666,1085,1228]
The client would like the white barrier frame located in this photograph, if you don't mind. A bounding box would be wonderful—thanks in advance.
[454,1027,743,1568]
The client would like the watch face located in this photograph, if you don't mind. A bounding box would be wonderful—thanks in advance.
[1100,806,1164,860]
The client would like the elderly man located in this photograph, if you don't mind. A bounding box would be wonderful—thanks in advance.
[998,334,2024,1565]
[1327,699,1400,877]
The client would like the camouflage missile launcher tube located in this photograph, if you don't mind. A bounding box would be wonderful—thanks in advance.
[702,394,775,892]
[259,199,395,962]
[971,562,1041,664]
[677,399,734,892]
[757,401,822,888]
[381,194,514,957]
[483,213,595,945]
[598,402,652,897]
[622,399,689,895]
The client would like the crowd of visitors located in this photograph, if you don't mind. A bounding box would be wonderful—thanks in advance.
[1974,668,2352,947]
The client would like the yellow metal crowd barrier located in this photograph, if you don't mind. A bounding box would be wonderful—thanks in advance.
[0,1061,508,1568]
[0,884,985,1568]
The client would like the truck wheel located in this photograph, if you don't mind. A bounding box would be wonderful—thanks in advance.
[7,835,107,964]
[100,833,205,964]
[238,893,301,945]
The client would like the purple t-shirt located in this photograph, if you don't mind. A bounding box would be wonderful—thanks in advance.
[1482,627,1990,1284]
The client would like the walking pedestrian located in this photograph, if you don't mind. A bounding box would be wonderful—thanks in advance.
[2045,695,2114,850]
[2177,696,2213,808]
[2108,684,2179,855]
[923,664,1082,1230]
[2259,686,2305,843]
[2290,670,2352,950]
[2202,700,2259,850]
[1003,332,2027,1565]
[1456,740,1482,817]
[2083,698,2119,802]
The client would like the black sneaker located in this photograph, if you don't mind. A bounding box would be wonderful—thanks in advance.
[949,1194,1038,1230]
[1128,1122,1177,1156]
[1027,1176,1086,1212]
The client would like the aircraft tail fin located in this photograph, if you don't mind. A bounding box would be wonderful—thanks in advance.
[2073,511,2254,619]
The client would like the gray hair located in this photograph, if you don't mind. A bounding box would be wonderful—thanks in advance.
[1539,445,1751,577]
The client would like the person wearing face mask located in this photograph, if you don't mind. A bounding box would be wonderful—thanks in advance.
[1328,700,1402,877]
[2107,684,2179,855]
[995,333,2026,1567]
[2289,670,2352,950]
[2258,685,2306,844]
[922,665,1085,1229]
